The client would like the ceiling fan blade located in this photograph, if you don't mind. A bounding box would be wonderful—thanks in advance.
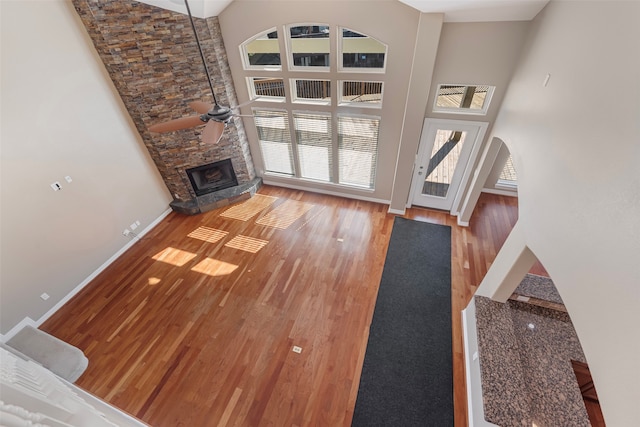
[201,120,225,144]
[149,115,204,133]
[189,101,211,114]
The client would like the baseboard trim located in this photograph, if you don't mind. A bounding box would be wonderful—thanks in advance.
[1,208,172,343]
[262,179,390,206]
[482,188,518,197]
[387,207,406,215]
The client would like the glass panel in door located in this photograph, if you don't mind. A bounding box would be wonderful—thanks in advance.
[421,129,467,198]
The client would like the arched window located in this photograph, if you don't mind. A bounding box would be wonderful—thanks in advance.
[240,25,387,190]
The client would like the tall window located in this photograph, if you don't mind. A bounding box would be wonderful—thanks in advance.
[241,25,387,190]
[338,116,379,188]
[255,110,293,176]
[294,112,332,181]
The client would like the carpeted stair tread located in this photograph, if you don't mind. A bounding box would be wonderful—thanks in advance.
[6,326,88,383]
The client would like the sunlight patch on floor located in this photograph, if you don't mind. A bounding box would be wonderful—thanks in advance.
[152,247,197,267]
[220,194,278,221]
[256,200,315,229]
[188,226,229,243]
[191,257,238,276]
[225,235,269,253]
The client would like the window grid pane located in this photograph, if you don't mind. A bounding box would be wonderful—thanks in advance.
[293,80,331,103]
[289,25,330,68]
[338,116,380,189]
[294,113,332,182]
[341,28,386,70]
[340,81,383,105]
[250,77,285,99]
[242,29,281,68]
[255,110,294,176]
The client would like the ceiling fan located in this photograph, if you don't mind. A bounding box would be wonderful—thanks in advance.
[148,0,240,144]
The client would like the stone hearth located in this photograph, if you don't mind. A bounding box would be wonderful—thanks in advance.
[71,0,258,214]
[170,177,262,215]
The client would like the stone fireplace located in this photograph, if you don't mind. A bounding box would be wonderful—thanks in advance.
[171,158,260,216]
[187,159,238,196]
[70,0,261,215]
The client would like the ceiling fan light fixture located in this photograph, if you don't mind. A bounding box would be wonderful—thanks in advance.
[203,104,233,123]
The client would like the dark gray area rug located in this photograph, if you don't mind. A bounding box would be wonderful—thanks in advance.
[352,217,453,426]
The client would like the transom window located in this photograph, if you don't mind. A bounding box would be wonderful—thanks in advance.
[241,24,387,190]
[433,84,495,115]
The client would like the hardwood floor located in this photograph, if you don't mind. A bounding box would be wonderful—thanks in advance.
[42,185,520,426]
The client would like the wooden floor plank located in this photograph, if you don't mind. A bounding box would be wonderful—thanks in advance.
[41,185,522,427]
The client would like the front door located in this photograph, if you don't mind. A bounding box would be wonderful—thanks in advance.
[410,119,487,211]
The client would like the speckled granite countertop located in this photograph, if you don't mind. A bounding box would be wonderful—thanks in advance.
[514,274,564,305]
[475,295,589,427]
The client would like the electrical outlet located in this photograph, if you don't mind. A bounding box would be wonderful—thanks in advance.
[123,229,131,236]
[135,220,141,226]
[130,222,138,230]
[40,293,50,301]
[64,176,73,183]
[292,346,302,354]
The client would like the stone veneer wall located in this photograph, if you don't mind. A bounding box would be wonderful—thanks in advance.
[70,0,255,202]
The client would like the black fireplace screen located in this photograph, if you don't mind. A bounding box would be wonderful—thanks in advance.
[186,159,238,196]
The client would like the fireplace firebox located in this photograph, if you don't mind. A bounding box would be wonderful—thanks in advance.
[186,159,238,196]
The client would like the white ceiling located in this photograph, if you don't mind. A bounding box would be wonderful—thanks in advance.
[399,0,549,22]
[136,0,549,21]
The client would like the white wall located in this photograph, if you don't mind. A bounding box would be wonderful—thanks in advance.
[483,1,640,424]
[0,0,172,335]
[427,21,530,122]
